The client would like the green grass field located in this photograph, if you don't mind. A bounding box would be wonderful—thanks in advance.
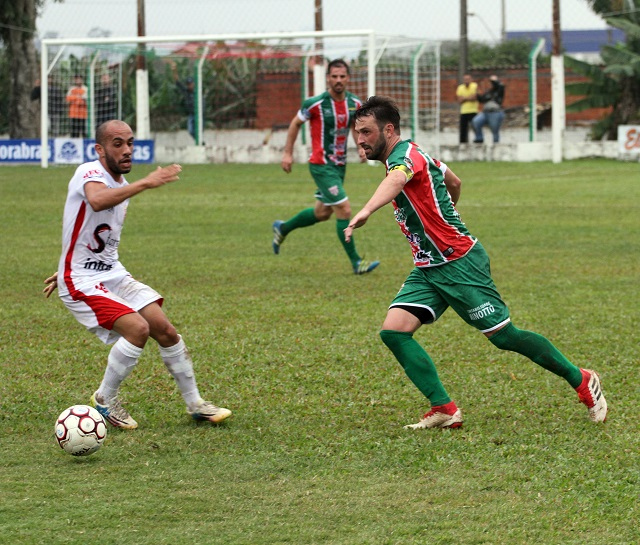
[0,159,638,544]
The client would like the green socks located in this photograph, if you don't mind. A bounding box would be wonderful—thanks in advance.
[336,218,360,266]
[281,208,318,236]
[488,323,583,388]
[280,213,360,268]
[378,323,582,408]
[380,330,452,406]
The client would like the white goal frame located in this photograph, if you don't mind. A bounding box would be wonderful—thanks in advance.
[40,30,439,167]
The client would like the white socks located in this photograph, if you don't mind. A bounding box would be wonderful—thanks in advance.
[98,337,143,402]
[159,335,201,407]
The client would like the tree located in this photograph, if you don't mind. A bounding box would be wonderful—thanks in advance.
[0,0,41,137]
[440,39,548,70]
[0,0,65,137]
[565,0,640,139]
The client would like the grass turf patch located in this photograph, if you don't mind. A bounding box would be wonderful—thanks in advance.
[0,159,638,544]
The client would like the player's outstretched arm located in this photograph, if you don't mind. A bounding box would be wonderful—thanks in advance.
[86,164,182,211]
[344,169,407,242]
[43,272,58,298]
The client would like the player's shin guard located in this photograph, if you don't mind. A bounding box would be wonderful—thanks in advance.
[98,337,143,401]
[380,330,451,406]
[488,323,583,387]
[159,335,201,406]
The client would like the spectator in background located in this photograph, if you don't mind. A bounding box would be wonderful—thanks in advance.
[171,62,196,142]
[31,76,65,136]
[472,75,506,144]
[456,74,478,144]
[95,73,118,128]
[66,75,88,138]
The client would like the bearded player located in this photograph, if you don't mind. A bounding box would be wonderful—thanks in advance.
[44,120,231,429]
[273,59,379,275]
[345,96,607,429]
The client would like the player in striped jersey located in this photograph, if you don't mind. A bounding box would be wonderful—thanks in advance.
[344,96,607,428]
[43,120,231,429]
[273,59,379,275]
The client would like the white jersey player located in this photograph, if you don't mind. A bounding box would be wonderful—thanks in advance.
[44,120,231,429]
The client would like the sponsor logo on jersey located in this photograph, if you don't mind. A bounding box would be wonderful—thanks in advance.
[87,223,119,254]
[84,260,114,271]
[83,169,105,180]
[394,207,407,223]
[328,185,340,196]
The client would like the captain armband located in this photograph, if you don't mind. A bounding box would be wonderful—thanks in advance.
[389,164,414,181]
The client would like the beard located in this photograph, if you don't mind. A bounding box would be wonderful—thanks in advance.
[104,154,132,175]
[363,133,387,161]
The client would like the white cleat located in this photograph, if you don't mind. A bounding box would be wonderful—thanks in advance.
[576,369,608,422]
[188,399,232,424]
[405,401,463,429]
[91,391,138,429]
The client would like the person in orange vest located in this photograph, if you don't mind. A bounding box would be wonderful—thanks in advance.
[66,75,88,138]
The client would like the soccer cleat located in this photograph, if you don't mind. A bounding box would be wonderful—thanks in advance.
[272,220,286,255]
[90,391,138,429]
[353,259,380,275]
[404,401,463,429]
[575,369,608,422]
[188,399,232,424]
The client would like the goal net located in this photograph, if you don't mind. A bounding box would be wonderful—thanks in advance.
[40,31,439,166]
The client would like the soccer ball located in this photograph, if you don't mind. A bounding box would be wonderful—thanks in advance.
[55,405,107,456]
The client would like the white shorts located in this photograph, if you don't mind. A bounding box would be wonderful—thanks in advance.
[60,274,163,344]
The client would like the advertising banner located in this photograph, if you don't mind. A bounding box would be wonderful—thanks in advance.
[0,139,53,163]
[617,125,640,154]
[0,139,154,164]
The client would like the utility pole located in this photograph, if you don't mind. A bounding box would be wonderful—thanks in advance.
[313,0,325,96]
[459,0,468,83]
[136,0,150,139]
[551,0,565,163]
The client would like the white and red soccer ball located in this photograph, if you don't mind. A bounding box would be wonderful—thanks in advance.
[55,405,107,456]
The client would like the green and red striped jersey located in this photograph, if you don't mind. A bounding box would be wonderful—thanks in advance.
[386,140,477,267]
[298,91,362,166]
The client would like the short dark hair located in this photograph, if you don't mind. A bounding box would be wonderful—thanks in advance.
[327,59,349,75]
[354,96,401,132]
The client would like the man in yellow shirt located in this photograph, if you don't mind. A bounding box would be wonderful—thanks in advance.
[456,74,478,144]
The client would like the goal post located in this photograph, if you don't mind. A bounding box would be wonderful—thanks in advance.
[39,30,440,167]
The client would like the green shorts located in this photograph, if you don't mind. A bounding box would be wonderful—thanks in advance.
[309,163,348,206]
[389,242,511,334]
